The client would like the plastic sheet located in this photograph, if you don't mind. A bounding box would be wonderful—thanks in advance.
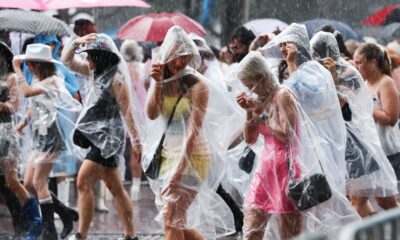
[62,34,144,165]
[310,31,398,197]
[262,23,347,194]
[236,51,360,239]
[142,26,243,238]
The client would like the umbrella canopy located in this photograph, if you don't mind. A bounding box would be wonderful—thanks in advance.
[117,12,206,42]
[243,18,288,36]
[302,18,363,41]
[0,9,71,36]
[0,0,150,10]
[364,4,400,26]
[45,0,151,9]
[379,23,400,44]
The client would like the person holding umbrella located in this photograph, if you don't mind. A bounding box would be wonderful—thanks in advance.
[62,33,142,240]
[13,43,82,239]
[0,41,43,240]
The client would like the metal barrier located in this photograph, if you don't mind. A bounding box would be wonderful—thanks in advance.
[339,208,400,240]
[294,208,400,240]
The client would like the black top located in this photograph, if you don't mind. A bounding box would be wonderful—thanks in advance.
[0,85,11,123]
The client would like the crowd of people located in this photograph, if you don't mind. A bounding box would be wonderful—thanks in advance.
[1,11,400,240]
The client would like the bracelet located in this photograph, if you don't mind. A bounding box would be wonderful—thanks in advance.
[17,76,26,84]
[155,82,163,88]
[131,139,141,146]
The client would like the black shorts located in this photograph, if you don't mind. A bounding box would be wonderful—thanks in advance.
[387,152,400,180]
[85,144,119,168]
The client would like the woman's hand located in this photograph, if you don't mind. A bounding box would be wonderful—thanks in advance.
[285,43,298,64]
[249,34,270,51]
[73,33,97,46]
[12,58,23,74]
[322,57,337,74]
[150,63,164,83]
[236,92,256,110]
[15,120,26,135]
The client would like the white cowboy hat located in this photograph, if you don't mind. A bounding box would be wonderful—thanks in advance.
[15,43,61,64]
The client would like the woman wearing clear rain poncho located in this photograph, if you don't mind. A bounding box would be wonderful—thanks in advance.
[144,26,243,239]
[12,43,82,239]
[62,33,143,240]
[0,41,43,240]
[236,51,360,240]
[310,32,399,218]
[260,23,347,194]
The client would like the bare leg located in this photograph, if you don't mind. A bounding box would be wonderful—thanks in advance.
[243,207,270,240]
[102,166,135,237]
[23,166,36,195]
[76,160,102,238]
[163,186,202,240]
[375,196,399,210]
[350,196,374,218]
[2,161,30,204]
[278,213,303,239]
[32,162,54,200]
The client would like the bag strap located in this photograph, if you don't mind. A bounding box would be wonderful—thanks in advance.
[287,102,326,181]
[157,83,190,145]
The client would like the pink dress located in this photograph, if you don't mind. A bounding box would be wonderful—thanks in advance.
[245,123,299,214]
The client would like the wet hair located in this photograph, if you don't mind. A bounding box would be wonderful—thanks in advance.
[278,61,288,83]
[87,50,120,76]
[29,61,57,80]
[317,25,353,59]
[22,37,35,54]
[230,26,256,47]
[356,43,391,76]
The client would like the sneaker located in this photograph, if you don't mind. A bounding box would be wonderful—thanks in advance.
[68,233,85,240]
[117,235,138,240]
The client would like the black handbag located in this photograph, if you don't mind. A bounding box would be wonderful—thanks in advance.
[0,137,10,157]
[144,92,186,180]
[286,111,332,211]
[239,146,255,174]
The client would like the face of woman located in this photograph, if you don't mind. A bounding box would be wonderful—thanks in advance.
[166,55,192,75]
[26,61,39,77]
[87,54,96,70]
[279,42,288,59]
[242,78,265,97]
[354,52,374,79]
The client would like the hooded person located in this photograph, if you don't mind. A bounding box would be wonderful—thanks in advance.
[236,51,360,240]
[261,23,347,194]
[310,31,399,218]
[0,41,43,240]
[13,43,82,239]
[144,26,244,239]
[62,33,143,240]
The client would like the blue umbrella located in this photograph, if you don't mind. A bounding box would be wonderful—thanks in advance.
[302,18,363,41]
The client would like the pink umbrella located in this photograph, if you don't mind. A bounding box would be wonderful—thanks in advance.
[117,12,206,42]
[0,0,150,10]
[45,0,151,10]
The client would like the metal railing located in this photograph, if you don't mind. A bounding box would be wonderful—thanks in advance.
[294,208,400,240]
[339,208,400,240]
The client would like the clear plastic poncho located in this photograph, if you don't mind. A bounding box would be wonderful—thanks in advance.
[0,71,19,164]
[310,31,398,197]
[142,26,244,238]
[262,23,347,194]
[20,73,82,166]
[62,34,144,165]
[236,52,360,239]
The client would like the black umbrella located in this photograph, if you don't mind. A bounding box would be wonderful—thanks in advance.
[0,9,71,36]
[380,23,400,44]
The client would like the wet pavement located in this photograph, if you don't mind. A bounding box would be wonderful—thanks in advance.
[0,181,241,240]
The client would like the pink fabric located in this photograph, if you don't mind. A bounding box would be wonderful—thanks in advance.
[117,12,206,42]
[1,0,150,10]
[127,62,147,112]
[245,123,300,214]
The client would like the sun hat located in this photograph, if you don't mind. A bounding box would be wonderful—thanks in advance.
[71,12,95,24]
[15,43,61,64]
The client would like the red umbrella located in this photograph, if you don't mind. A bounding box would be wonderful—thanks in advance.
[117,12,206,42]
[364,4,400,26]
[0,0,150,10]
